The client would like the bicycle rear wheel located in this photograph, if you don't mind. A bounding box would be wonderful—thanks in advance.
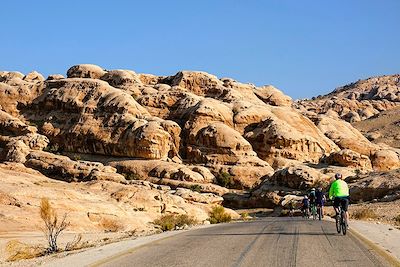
[317,206,322,220]
[341,211,347,235]
[335,215,341,233]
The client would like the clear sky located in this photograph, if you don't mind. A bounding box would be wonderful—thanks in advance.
[1,0,399,99]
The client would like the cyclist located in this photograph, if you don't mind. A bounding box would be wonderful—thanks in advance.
[315,187,326,218]
[329,173,350,228]
[301,195,309,217]
[309,188,316,215]
[288,200,295,217]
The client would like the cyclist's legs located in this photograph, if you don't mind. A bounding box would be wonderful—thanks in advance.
[333,197,340,215]
[340,197,350,225]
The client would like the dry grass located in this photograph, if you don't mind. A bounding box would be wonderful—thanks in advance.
[5,240,45,262]
[100,217,123,232]
[351,207,378,220]
[209,206,232,224]
[154,214,197,231]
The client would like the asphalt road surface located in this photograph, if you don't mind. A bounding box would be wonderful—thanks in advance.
[97,217,392,267]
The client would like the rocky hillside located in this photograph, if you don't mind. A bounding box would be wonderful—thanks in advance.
[0,65,399,232]
[295,74,400,122]
[352,106,400,149]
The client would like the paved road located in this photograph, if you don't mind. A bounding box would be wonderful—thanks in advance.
[97,217,391,267]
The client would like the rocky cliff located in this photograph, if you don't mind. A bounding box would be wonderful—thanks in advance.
[1,66,399,231]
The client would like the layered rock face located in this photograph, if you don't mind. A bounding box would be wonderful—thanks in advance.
[295,74,400,122]
[1,64,399,212]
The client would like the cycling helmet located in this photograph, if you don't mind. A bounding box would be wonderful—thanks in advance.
[335,173,342,179]
[311,188,316,191]
[304,195,308,199]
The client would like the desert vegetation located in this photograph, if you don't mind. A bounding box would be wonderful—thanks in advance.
[208,206,232,224]
[154,214,197,231]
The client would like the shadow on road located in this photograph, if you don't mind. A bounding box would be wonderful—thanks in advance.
[188,232,339,237]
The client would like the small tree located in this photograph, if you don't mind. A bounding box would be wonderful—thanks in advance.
[40,198,70,253]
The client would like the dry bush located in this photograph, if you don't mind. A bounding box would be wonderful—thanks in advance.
[40,198,70,253]
[5,240,45,262]
[64,234,87,251]
[209,206,232,224]
[351,207,378,220]
[100,217,123,232]
[154,214,197,231]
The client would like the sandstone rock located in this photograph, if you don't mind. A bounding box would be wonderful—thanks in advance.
[25,151,125,182]
[296,74,400,122]
[244,109,339,164]
[174,188,223,204]
[5,140,30,163]
[223,191,281,209]
[325,149,373,170]
[0,190,21,206]
[349,169,400,202]
[24,78,180,160]
[23,71,45,82]
[47,74,65,80]
[254,85,292,106]
[314,115,378,156]
[166,71,223,97]
[0,75,45,115]
[66,64,106,79]
[269,165,331,190]
[100,69,143,96]
[371,150,400,171]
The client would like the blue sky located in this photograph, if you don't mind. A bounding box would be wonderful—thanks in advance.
[1,0,399,99]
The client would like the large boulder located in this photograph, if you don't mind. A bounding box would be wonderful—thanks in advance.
[244,108,339,164]
[24,151,125,183]
[270,165,331,190]
[325,149,373,170]
[371,150,400,171]
[253,85,292,106]
[66,64,106,79]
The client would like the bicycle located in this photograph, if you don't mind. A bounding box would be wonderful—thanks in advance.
[317,204,323,221]
[310,203,317,220]
[302,207,310,219]
[335,205,348,235]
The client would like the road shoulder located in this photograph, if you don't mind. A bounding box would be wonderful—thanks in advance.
[350,220,400,266]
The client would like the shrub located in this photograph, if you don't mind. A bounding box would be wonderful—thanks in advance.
[240,212,251,221]
[154,214,197,231]
[351,207,378,220]
[5,240,45,261]
[209,206,232,224]
[189,184,203,193]
[64,234,87,251]
[123,172,141,180]
[100,218,123,232]
[44,143,62,154]
[40,198,70,253]
[216,172,234,188]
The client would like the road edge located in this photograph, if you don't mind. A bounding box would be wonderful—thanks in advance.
[88,223,218,267]
[349,227,400,267]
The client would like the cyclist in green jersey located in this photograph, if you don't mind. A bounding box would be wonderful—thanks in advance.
[329,173,350,228]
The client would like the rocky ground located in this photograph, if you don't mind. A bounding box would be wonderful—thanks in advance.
[0,65,399,263]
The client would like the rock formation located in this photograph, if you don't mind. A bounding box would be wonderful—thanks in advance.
[0,64,399,219]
